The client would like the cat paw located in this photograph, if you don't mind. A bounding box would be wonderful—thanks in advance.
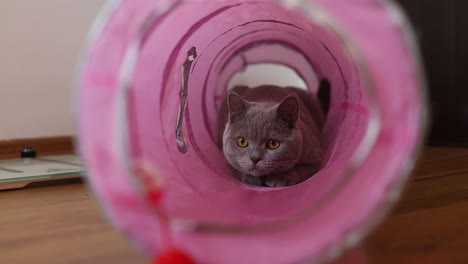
[242,175,264,187]
[265,177,288,188]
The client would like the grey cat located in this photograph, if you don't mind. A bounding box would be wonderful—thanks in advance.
[216,85,325,187]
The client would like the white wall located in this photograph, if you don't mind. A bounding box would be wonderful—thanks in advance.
[229,63,308,90]
[0,0,106,140]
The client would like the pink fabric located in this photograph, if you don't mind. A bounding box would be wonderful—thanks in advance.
[78,0,425,263]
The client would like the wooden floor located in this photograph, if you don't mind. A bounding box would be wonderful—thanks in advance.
[0,147,467,264]
[367,147,468,264]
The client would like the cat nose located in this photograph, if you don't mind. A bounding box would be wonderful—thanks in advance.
[250,157,262,164]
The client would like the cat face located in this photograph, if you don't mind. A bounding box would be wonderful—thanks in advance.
[222,92,303,177]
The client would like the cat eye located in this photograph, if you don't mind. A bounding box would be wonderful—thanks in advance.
[237,137,249,148]
[267,139,281,150]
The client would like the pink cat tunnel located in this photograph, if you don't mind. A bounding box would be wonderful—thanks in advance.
[77,0,428,263]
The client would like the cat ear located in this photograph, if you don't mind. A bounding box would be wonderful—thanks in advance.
[228,92,248,122]
[277,95,299,126]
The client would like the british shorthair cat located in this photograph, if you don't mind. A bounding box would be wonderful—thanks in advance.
[216,84,326,187]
